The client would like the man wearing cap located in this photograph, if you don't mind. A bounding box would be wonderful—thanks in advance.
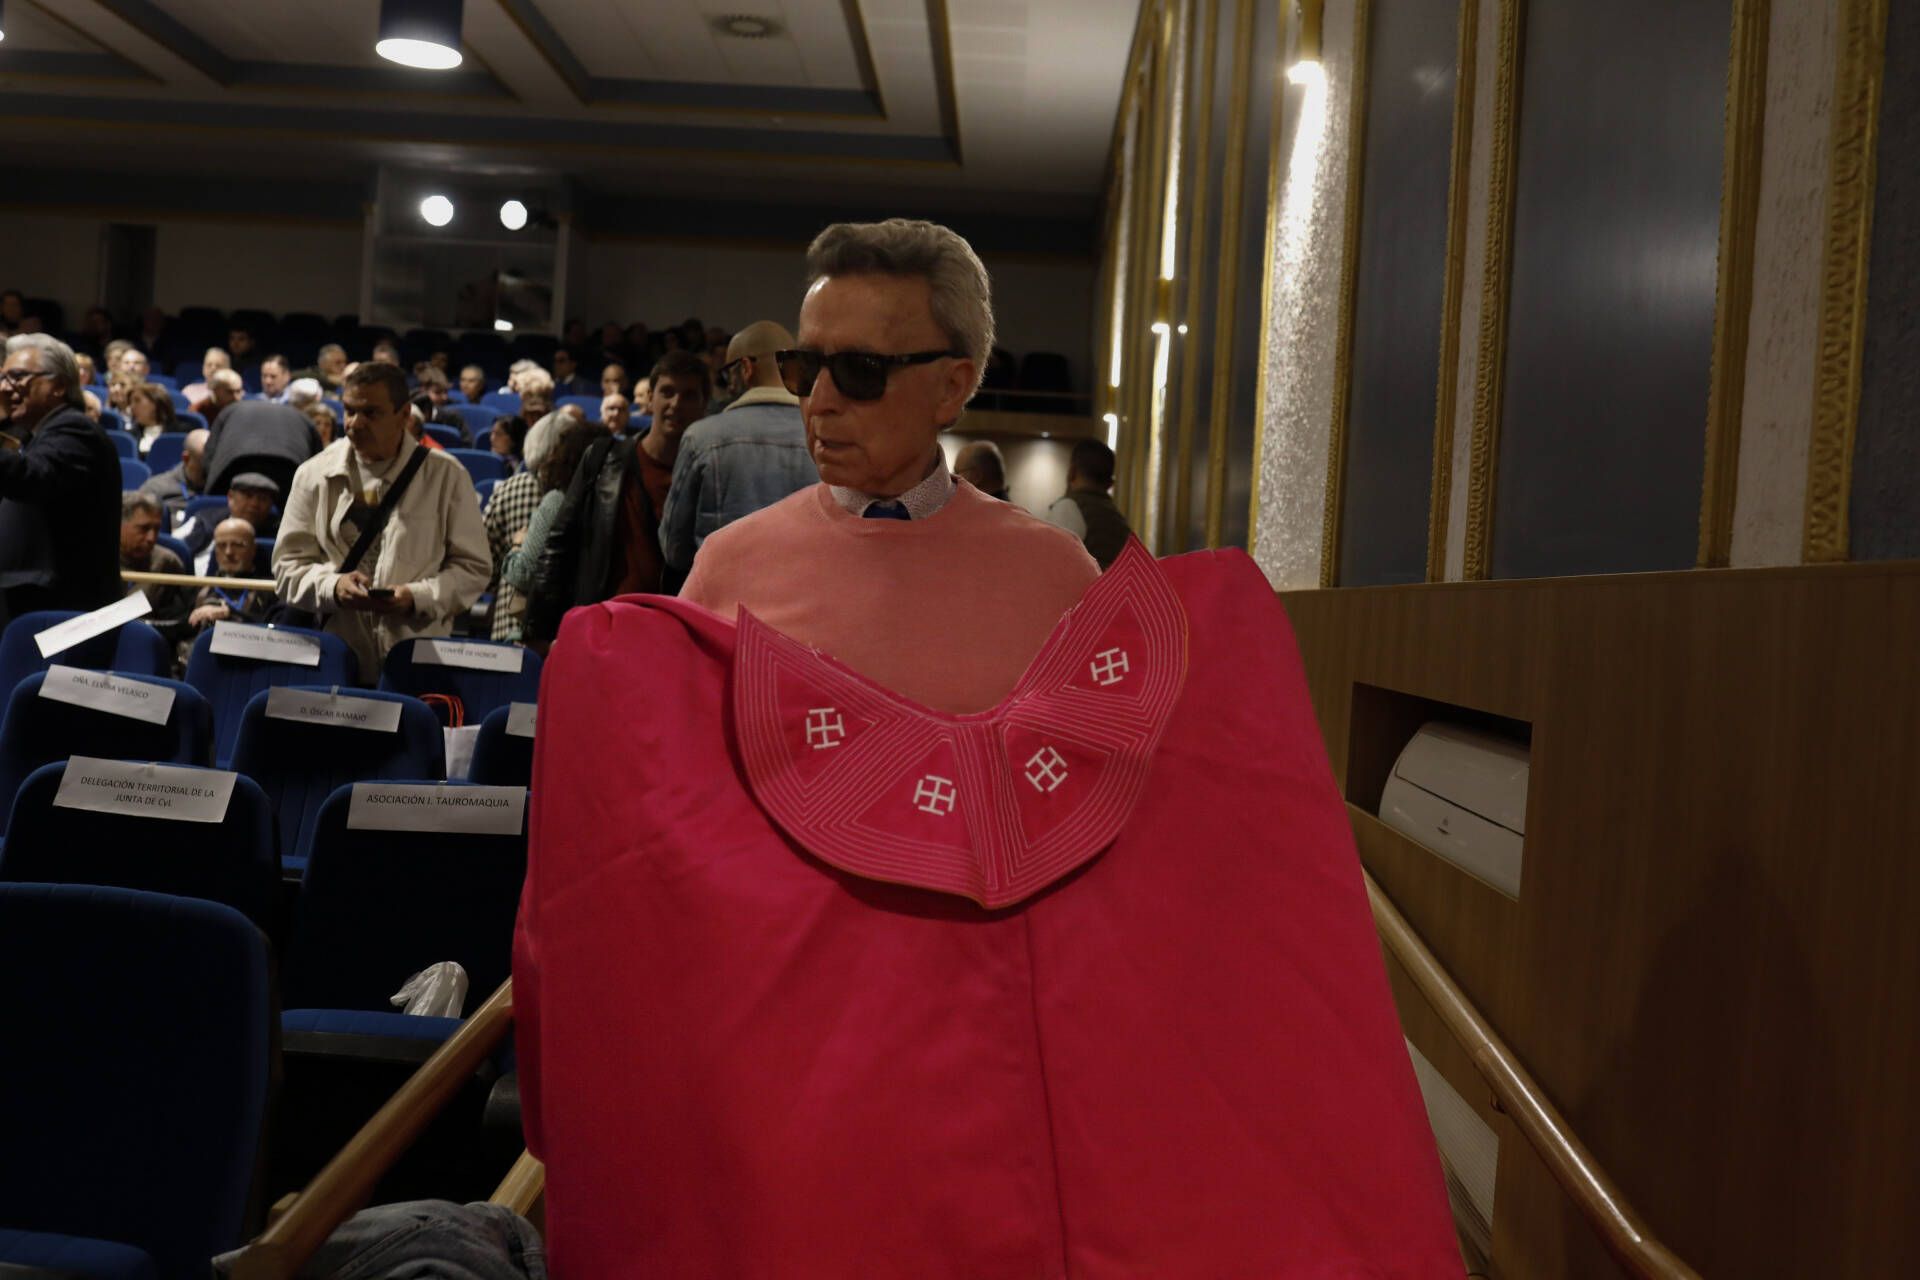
[179,471,280,567]
[656,320,818,587]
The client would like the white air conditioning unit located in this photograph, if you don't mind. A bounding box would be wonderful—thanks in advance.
[1379,721,1529,898]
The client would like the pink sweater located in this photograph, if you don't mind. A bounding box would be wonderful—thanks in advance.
[681,483,1101,714]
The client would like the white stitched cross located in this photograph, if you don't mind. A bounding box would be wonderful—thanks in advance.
[1090,647,1130,687]
[912,775,957,816]
[1025,746,1069,793]
[804,707,845,750]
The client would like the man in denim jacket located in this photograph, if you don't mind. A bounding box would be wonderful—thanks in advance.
[656,321,818,588]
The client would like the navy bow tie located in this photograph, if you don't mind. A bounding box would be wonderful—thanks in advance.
[863,502,910,521]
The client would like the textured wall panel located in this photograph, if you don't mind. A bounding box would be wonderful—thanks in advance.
[1489,0,1729,579]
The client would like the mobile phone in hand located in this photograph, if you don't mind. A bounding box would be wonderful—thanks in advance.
[367,587,395,600]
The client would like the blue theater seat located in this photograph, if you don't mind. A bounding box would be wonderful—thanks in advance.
[480,391,521,415]
[447,447,508,485]
[98,407,126,432]
[177,408,209,432]
[0,884,270,1279]
[155,532,193,568]
[167,390,192,413]
[557,394,602,420]
[0,612,173,698]
[229,687,444,870]
[119,457,151,489]
[282,782,526,1019]
[142,373,179,391]
[144,431,188,473]
[379,636,541,722]
[0,761,278,929]
[106,429,138,460]
[468,703,535,787]
[449,403,500,437]
[0,672,212,836]
[182,623,354,768]
[255,537,276,574]
[423,422,462,449]
[475,477,499,508]
[180,493,230,528]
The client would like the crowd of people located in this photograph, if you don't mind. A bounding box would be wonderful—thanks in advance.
[1,266,1132,684]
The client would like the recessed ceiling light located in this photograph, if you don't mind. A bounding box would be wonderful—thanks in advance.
[494,319,514,332]
[377,0,465,70]
[712,13,782,39]
[499,199,528,231]
[419,194,454,227]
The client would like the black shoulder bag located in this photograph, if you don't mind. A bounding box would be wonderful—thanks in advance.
[267,446,432,629]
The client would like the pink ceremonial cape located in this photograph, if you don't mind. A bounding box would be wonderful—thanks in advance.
[515,544,1462,1278]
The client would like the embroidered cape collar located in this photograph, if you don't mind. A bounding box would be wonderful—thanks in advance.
[733,539,1188,907]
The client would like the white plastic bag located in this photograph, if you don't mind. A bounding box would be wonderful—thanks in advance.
[444,725,482,781]
[390,960,470,1018]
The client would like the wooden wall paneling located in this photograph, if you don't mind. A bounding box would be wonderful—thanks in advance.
[1244,0,1292,555]
[1427,0,1481,581]
[1172,0,1221,554]
[1203,0,1259,548]
[1279,560,1920,1275]
[1696,0,1772,567]
[1460,0,1521,580]
[1318,0,1373,586]
[1802,0,1889,563]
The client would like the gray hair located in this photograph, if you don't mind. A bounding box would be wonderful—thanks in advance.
[5,333,86,410]
[287,377,324,407]
[121,489,163,521]
[804,218,995,394]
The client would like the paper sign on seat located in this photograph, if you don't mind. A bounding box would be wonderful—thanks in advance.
[347,782,527,834]
[413,638,525,673]
[505,701,537,739]
[37,665,176,726]
[265,686,403,732]
[53,756,236,823]
[33,592,152,659]
[209,621,323,667]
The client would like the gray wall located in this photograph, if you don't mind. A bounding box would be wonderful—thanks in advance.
[1850,0,1920,561]
[1490,0,1729,579]
[1337,0,1461,586]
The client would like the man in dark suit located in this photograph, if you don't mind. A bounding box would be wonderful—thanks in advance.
[0,334,123,628]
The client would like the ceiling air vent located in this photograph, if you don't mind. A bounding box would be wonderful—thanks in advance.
[712,14,782,39]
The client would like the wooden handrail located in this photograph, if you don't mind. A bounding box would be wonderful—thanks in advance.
[227,980,517,1280]
[122,569,277,592]
[490,1150,546,1217]
[1365,872,1700,1280]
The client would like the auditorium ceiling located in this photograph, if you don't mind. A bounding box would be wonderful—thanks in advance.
[0,0,1136,218]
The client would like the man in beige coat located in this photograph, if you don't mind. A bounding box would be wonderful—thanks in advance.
[274,363,491,681]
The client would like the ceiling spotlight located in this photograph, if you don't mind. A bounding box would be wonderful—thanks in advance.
[499,199,529,232]
[494,319,515,332]
[419,194,454,227]
[1287,0,1324,85]
[377,0,465,70]
[1177,324,1189,334]
[0,0,8,45]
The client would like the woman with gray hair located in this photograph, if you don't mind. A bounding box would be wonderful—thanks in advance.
[0,333,123,625]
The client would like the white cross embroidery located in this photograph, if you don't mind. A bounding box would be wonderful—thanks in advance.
[804,707,845,750]
[1025,746,1069,793]
[912,775,957,816]
[1090,647,1131,687]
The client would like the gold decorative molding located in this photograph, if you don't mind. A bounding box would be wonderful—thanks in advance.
[1426,0,1481,582]
[1802,0,1889,563]
[1697,0,1772,568]
[1319,0,1373,588]
[1173,0,1222,553]
[1246,0,1292,547]
[1204,0,1260,548]
[1461,0,1522,581]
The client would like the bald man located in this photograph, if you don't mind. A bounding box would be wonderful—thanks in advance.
[139,426,211,522]
[656,320,818,589]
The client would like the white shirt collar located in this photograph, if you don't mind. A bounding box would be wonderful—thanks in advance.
[828,451,956,520]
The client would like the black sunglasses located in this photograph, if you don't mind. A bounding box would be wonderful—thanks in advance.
[776,349,959,401]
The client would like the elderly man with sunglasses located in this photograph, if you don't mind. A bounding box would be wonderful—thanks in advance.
[678,219,1098,712]
[0,334,123,628]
